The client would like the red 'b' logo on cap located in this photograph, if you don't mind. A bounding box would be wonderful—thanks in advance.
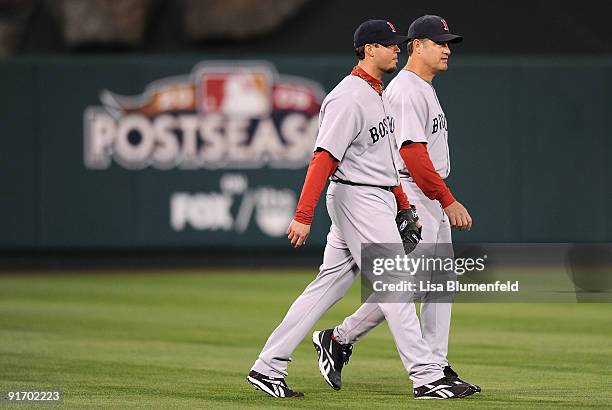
[441,18,449,31]
[386,21,397,32]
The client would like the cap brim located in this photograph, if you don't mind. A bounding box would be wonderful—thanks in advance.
[430,33,463,44]
[379,34,410,46]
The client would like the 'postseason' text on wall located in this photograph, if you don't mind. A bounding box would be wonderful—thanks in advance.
[84,61,324,170]
[81,61,325,239]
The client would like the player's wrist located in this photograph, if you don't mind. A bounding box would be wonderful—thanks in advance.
[439,190,456,208]
[293,212,313,225]
[396,202,410,211]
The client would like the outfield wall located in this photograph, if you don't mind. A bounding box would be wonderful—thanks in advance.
[1,56,611,252]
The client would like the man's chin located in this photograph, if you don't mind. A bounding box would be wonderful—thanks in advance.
[384,66,397,74]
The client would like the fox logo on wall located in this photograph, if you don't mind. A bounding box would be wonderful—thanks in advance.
[84,61,325,170]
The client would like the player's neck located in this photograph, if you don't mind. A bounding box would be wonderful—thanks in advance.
[357,61,383,81]
[404,60,436,83]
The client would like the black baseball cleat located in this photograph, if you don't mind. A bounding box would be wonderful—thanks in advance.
[444,365,481,393]
[414,376,475,399]
[246,370,304,398]
[312,329,353,390]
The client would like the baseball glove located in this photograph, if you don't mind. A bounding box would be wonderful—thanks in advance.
[396,205,422,254]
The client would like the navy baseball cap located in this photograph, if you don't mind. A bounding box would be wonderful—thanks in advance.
[407,15,463,43]
[354,19,409,48]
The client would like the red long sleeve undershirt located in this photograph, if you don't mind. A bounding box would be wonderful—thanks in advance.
[392,185,411,211]
[294,150,338,225]
[399,143,456,208]
[294,150,411,225]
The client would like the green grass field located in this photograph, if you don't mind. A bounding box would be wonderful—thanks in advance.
[0,271,611,409]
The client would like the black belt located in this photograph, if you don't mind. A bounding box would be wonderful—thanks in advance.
[399,171,446,181]
[331,178,393,191]
[399,170,411,178]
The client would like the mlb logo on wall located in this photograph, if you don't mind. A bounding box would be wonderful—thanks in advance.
[84,61,325,170]
[199,67,272,117]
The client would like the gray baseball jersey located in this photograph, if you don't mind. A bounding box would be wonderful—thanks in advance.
[334,69,456,368]
[315,75,400,187]
[385,69,451,179]
[251,72,445,388]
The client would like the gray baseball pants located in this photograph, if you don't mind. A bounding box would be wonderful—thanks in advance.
[251,181,444,387]
[333,178,453,368]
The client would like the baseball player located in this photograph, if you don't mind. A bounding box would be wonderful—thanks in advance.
[246,19,475,400]
[312,15,481,397]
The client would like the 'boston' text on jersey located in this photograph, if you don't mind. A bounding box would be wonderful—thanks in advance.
[369,115,395,144]
[432,113,446,134]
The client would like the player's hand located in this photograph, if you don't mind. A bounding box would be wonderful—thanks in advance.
[287,219,311,248]
[444,201,472,231]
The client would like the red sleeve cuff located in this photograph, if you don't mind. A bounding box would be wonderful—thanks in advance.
[438,188,456,208]
[294,150,339,225]
[391,184,411,211]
